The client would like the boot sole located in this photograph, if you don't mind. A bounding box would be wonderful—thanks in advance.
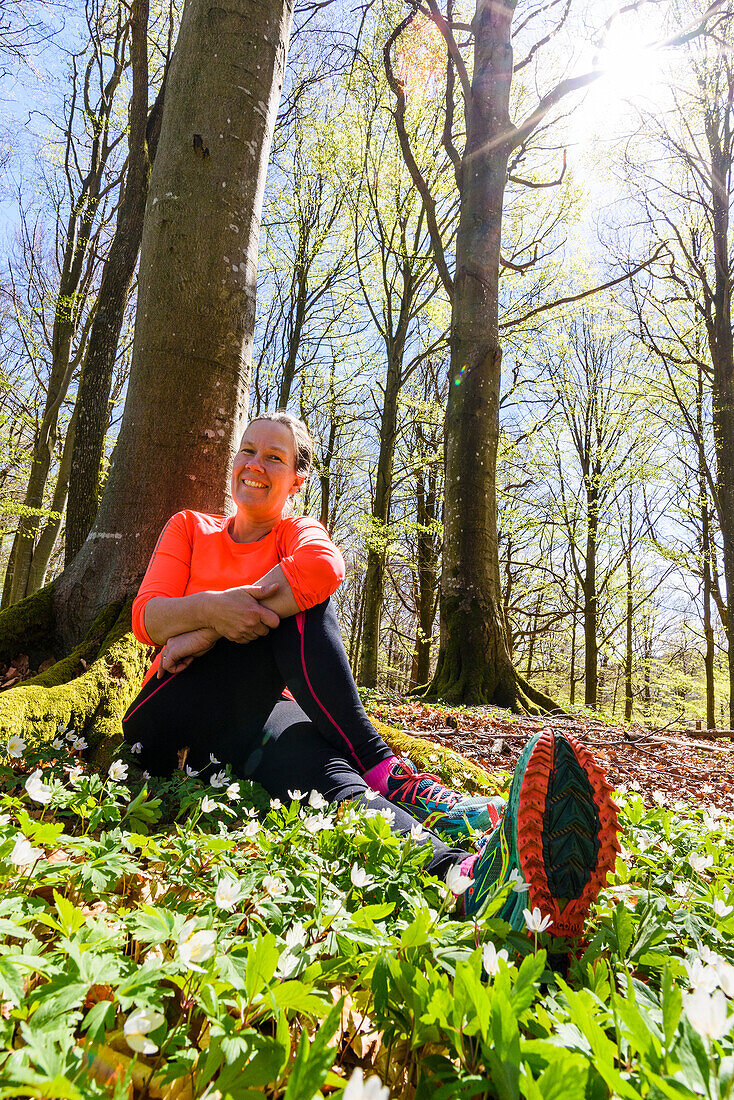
[515,730,621,938]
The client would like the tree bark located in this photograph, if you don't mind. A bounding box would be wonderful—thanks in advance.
[54,0,295,650]
[358,343,402,688]
[707,107,734,728]
[26,405,79,594]
[65,0,165,566]
[428,0,521,705]
[411,450,439,688]
[624,500,633,723]
[583,481,598,709]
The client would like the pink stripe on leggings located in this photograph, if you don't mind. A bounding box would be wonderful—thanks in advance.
[122,673,175,723]
[296,611,362,768]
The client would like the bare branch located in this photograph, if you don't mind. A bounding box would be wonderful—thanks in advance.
[500,245,667,330]
[383,15,454,298]
[508,149,567,188]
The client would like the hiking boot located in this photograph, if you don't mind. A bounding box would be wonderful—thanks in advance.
[460,729,621,937]
[385,757,506,842]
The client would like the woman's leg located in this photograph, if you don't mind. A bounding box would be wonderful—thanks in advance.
[267,600,505,838]
[122,635,287,776]
[246,699,470,881]
[266,599,392,774]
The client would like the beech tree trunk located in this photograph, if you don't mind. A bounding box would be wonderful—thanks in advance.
[583,481,599,708]
[26,405,79,594]
[624,498,633,723]
[707,110,734,728]
[359,342,402,688]
[425,0,554,709]
[54,0,294,649]
[411,437,440,688]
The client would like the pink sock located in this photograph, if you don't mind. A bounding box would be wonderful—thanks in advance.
[460,853,478,877]
[364,755,397,795]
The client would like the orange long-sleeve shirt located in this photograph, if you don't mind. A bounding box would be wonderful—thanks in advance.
[132,510,346,685]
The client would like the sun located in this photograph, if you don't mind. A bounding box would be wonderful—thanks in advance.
[594,23,669,105]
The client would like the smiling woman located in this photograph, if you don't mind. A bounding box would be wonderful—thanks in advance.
[118,409,620,937]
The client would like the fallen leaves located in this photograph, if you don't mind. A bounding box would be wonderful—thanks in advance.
[374,701,734,812]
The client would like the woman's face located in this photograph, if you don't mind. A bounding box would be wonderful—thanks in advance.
[230,420,304,523]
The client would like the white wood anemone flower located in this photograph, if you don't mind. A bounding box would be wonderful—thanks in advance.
[124,1007,165,1054]
[684,988,732,1042]
[177,922,217,972]
[24,770,52,805]
[523,907,553,934]
[9,836,42,868]
[445,863,472,896]
[343,1066,390,1100]
[350,865,374,889]
[483,942,512,976]
[214,876,244,910]
[6,736,25,760]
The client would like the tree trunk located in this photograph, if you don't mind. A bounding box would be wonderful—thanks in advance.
[54,0,295,650]
[421,0,554,710]
[583,481,599,708]
[26,405,79,594]
[359,344,402,687]
[277,268,307,409]
[569,576,578,706]
[708,116,734,728]
[4,32,128,608]
[624,534,633,723]
[411,456,439,688]
[318,407,337,530]
[431,0,517,704]
[65,1,165,567]
[695,364,716,730]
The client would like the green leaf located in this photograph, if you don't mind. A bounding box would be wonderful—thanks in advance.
[613,903,635,958]
[283,999,341,1100]
[509,950,546,1016]
[81,999,116,1045]
[400,906,435,947]
[129,904,177,945]
[270,979,331,1015]
[521,1056,589,1100]
[0,956,24,1004]
[245,933,280,1002]
[350,902,395,928]
[484,990,520,1100]
[53,891,86,936]
[661,965,682,1050]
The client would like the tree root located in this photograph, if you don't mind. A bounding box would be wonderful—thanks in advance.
[0,585,56,665]
[415,651,560,715]
[0,598,152,764]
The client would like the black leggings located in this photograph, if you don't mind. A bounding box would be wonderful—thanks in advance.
[123,598,469,879]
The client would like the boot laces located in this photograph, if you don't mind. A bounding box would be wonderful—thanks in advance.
[393,764,460,809]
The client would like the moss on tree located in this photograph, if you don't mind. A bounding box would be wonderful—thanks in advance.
[0,585,55,665]
[0,596,152,766]
[370,717,509,796]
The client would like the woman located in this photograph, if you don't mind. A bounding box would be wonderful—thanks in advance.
[123,411,619,936]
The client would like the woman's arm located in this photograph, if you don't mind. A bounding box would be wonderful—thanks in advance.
[143,582,281,646]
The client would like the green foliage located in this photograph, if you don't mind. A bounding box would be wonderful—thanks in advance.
[0,732,731,1098]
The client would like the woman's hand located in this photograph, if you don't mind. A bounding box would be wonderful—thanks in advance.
[157,628,219,678]
[207,582,281,643]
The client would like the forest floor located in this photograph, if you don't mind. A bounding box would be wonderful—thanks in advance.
[370,698,734,813]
